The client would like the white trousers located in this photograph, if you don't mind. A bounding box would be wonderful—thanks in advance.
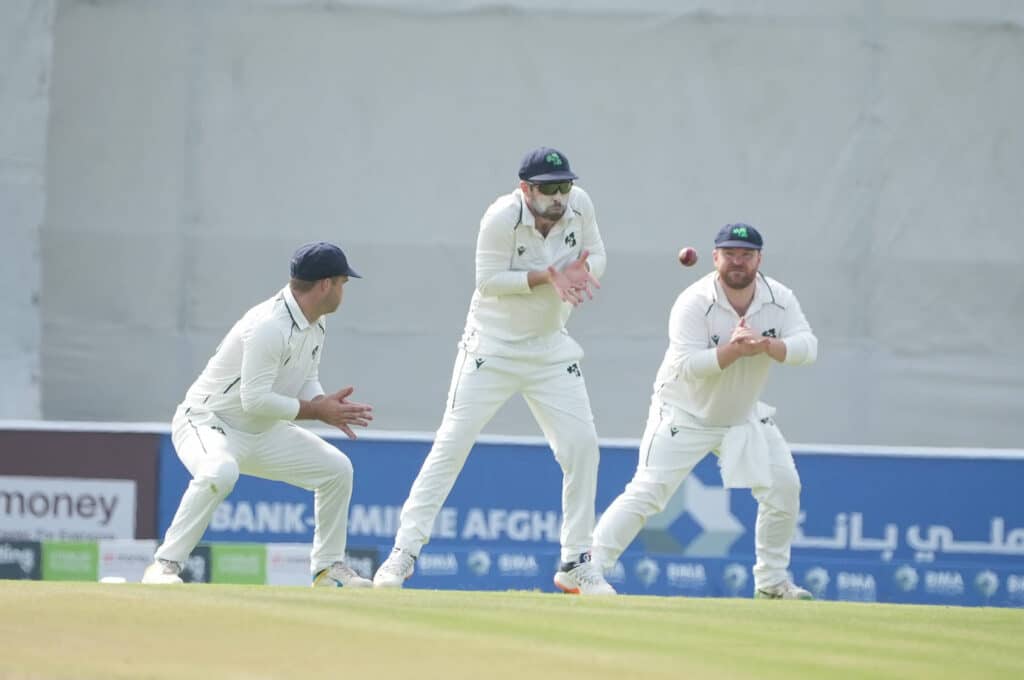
[592,404,801,590]
[394,348,601,563]
[155,407,355,574]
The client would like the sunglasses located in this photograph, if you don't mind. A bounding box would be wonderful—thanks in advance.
[530,181,573,196]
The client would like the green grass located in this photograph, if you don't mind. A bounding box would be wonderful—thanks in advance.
[1,581,1022,679]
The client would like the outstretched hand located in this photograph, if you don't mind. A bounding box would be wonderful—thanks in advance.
[316,386,374,439]
[548,250,601,306]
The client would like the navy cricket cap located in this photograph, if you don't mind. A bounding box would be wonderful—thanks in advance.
[518,147,579,183]
[290,241,361,281]
[714,223,764,250]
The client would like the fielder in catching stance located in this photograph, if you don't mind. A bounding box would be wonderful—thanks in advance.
[592,224,819,599]
[373,147,615,595]
[143,242,374,587]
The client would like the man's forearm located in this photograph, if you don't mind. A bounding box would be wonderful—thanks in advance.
[240,387,301,422]
[296,395,325,421]
[767,338,788,363]
[527,270,553,289]
[716,344,742,370]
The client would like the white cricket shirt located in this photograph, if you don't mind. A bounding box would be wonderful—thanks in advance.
[459,186,607,359]
[652,271,817,427]
[181,286,326,433]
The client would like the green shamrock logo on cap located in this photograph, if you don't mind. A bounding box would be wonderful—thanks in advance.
[731,226,748,238]
[545,152,563,166]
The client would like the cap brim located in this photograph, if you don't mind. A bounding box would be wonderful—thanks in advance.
[344,267,362,279]
[523,171,579,182]
[715,240,762,250]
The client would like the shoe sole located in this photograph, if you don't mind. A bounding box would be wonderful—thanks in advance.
[553,574,580,595]
[553,579,616,595]
[312,570,333,588]
[372,573,411,589]
[141,576,183,585]
[754,590,813,600]
[345,580,373,588]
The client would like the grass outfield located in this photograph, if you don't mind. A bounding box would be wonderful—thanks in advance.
[2,582,1022,679]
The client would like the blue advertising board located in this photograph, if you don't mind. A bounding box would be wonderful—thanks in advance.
[158,435,1024,606]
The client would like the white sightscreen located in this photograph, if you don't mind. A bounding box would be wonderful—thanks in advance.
[37,0,1024,446]
[0,0,53,419]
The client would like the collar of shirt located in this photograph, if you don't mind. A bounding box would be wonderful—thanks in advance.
[514,188,576,235]
[711,273,774,317]
[280,285,312,330]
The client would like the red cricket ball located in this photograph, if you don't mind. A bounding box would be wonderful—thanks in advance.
[678,247,698,267]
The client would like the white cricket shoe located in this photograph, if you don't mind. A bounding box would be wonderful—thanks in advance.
[373,547,416,588]
[755,581,813,600]
[554,556,616,595]
[312,561,372,588]
[141,559,183,585]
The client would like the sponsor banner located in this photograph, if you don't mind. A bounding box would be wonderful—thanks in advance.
[417,550,460,577]
[400,545,1024,607]
[398,546,741,598]
[236,544,384,586]
[618,555,754,598]
[210,543,266,584]
[664,561,711,595]
[266,543,312,586]
[0,540,42,580]
[41,541,98,581]
[1,476,136,541]
[0,429,160,538]
[99,539,157,582]
[181,545,212,583]
[790,454,1024,569]
[158,437,581,546]
[157,435,1023,606]
[159,436,1024,566]
[5,538,1021,606]
[1006,573,1024,607]
[792,559,1024,607]
[345,547,379,581]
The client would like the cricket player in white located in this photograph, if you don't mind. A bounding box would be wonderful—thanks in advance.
[592,224,819,599]
[143,242,375,587]
[373,147,615,594]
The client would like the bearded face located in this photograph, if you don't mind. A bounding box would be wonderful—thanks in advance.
[713,248,761,290]
[523,182,571,222]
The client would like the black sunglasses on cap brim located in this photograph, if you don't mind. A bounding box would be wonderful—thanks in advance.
[529,181,573,195]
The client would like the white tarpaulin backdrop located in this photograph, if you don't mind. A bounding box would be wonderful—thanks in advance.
[5,0,1023,446]
[0,0,53,419]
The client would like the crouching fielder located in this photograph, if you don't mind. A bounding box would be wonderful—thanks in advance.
[592,223,818,599]
[143,242,374,588]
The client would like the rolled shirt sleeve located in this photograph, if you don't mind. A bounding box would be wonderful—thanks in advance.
[240,321,301,421]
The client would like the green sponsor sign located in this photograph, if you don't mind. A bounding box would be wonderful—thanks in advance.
[210,543,266,584]
[42,541,98,581]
